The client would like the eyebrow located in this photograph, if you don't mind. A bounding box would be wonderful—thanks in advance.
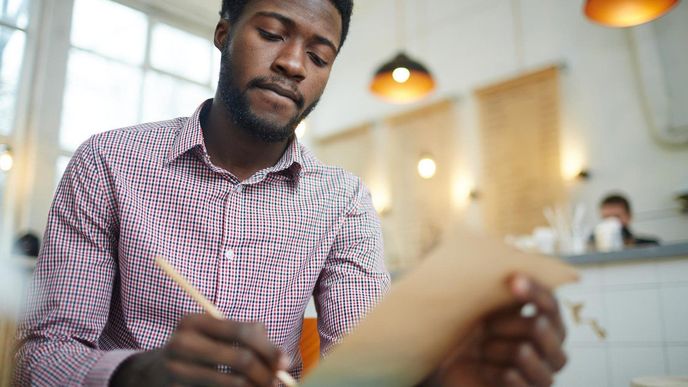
[255,11,339,54]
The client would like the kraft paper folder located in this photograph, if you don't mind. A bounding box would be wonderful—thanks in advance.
[303,225,579,387]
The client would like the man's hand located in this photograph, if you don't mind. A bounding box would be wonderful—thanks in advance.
[422,275,567,387]
[110,313,289,387]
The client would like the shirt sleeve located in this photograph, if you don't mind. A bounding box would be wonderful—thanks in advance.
[15,137,139,386]
[314,178,391,355]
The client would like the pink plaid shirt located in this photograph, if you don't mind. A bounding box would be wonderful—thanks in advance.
[16,100,390,386]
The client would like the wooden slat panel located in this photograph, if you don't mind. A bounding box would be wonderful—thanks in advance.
[315,99,458,270]
[476,66,563,236]
[0,318,16,385]
[383,100,457,269]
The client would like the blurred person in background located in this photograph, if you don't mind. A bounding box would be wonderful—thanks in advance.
[598,193,660,246]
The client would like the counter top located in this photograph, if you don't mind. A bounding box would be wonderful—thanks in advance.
[562,241,688,265]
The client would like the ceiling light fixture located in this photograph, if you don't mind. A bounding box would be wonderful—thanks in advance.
[370,0,435,104]
[584,0,680,27]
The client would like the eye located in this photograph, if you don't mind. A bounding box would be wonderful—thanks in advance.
[257,28,283,42]
[308,52,328,67]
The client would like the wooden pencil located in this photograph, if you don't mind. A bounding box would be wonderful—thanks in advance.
[155,256,298,387]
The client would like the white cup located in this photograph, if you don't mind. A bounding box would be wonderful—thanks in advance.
[594,217,624,252]
[533,227,557,255]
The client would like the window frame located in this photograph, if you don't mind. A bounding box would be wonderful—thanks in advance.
[5,0,218,251]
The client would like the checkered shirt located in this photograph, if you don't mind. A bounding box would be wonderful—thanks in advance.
[16,100,391,386]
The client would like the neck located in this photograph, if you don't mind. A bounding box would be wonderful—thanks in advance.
[202,98,292,181]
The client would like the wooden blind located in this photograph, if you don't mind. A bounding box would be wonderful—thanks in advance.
[315,100,457,270]
[314,123,374,177]
[476,66,563,236]
[383,100,456,269]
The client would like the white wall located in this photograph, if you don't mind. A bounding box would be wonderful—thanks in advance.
[308,0,688,242]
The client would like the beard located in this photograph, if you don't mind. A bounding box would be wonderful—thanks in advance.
[216,39,320,143]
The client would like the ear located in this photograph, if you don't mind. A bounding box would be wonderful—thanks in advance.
[214,19,231,50]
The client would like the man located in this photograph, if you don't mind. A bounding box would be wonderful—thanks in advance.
[17,0,568,386]
[599,194,659,246]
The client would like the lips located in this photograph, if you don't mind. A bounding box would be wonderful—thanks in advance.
[255,83,302,107]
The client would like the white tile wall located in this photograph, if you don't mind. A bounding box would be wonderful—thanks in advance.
[604,289,663,343]
[667,345,688,375]
[658,259,688,284]
[660,285,688,342]
[609,346,666,387]
[558,290,608,344]
[555,346,608,387]
[554,257,688,386]
[602,261,658,287]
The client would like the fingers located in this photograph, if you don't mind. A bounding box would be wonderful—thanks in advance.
[166,329,277,386]
[509,275,565,340]
[486,315,567,371]
[179,314,283,370]
[502,368,531,387]
[164,314,285,386]
[166,358,251,386]
[514,343,554,387]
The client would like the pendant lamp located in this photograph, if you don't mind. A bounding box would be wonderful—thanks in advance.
[584,0,680,27]
[370,52,435,104]
[369,0,435,104]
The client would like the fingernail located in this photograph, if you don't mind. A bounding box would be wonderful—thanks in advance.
[513,275,530,295]
[279,354,291,370]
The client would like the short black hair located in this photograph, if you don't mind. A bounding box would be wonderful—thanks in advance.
[600,193,631,214]
[220,0,353,50]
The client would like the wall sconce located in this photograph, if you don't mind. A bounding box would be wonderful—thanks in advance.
[576,169,591,180]
[0,144,13,172]
[417,156,436,179]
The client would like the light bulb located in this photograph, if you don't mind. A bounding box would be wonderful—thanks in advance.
[0,151,13,172]
[392,67,411,83]
[417,157,436,179]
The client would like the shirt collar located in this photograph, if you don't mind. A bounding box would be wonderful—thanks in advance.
[167,99,307,183]
[167,99,210,164]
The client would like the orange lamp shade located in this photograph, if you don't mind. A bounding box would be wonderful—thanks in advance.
[584,0,680,27]
[370,52,436,104]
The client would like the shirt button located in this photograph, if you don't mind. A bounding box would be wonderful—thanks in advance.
[224,249,234,260]
[235,185,243,193]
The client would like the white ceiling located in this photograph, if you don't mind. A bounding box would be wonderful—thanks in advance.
[126,0,221,29]
[129,0,381,30]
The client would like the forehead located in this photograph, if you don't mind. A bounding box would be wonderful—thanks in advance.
[240,0,342,44]
[601,204,627,214]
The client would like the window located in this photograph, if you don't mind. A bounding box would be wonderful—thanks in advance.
[59,0,217,164]
[0,0,30,248]
[0,0,30,136]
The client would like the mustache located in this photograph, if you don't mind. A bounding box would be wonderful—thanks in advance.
[247,76,305,109]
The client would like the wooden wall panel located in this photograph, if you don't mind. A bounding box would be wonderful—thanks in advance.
[476,66,563,236]
[315,100,458,271]
[383,101,456,269]
[315,123,375,182]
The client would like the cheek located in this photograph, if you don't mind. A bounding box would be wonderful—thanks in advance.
[305,73,331,99]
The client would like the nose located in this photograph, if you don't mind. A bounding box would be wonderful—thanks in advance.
[271,41,306,82]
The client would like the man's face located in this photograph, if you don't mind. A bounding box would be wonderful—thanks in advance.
[600,204,631,226]
[215,0,342,142]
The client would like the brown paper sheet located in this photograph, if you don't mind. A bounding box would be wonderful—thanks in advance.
[303,226,578,386]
